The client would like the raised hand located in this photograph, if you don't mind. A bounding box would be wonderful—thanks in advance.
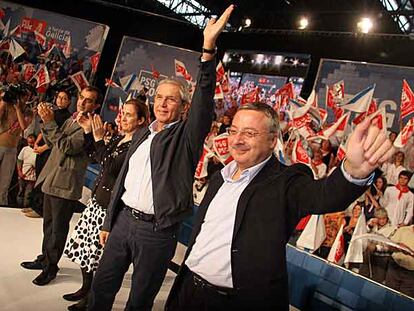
[38,102,54,123]
[344,117,395,179]
[77,112,92,133]
[202,4,234,59]
[91,114,106,142]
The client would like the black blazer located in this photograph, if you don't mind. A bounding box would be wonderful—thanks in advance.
[103,59,216,231]
[166,156,367,310]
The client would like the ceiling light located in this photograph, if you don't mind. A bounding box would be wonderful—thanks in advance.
[298,17,309,30]
[357,17,373,33]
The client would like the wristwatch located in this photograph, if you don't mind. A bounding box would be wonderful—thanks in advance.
[202,46,217,55]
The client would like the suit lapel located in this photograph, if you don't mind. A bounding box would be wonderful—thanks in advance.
[232,156,280,238]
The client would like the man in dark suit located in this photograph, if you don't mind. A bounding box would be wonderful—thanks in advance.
[88,6,234,311]
[165,103,395,310]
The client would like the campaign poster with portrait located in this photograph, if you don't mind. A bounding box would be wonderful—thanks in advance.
[101,36,200,122]
[313,59,414,131]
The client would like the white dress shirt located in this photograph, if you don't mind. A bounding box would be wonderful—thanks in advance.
[186,158,373,288]
[380,186,414,226]
[121,120,177,214]
[185,156,271,288]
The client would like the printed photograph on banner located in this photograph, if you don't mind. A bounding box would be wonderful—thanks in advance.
[101,36,199,122]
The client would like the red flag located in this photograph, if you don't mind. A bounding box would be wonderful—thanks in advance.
[274,82,294,111]
[34,31,46,47]
[151,64,160,79]
[216,61,225,83]
[394,118,414,148]
[353,99,378,125]
[21,63,36,81]
[71,71,90,92]
[327,224,345,265]
[90,52,100,72]
[326,80,345,109]
[31,65,50,88]
[195,145,213,178]
[241,88,259,106]
[63,36,71,58]
[105,78,121,89]
[401,79,414,119]
[174,59,193,82]
[337,142,347,161]
[292,137,311,165]
[213,133,234,165]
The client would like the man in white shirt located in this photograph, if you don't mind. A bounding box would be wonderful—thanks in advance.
[380,170,414,227]
[89,6,234,311]
[166,103,395,310]
[16,134,37,209]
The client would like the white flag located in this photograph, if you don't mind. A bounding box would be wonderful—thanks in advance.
[9,38,25,60]
[327,224,345,265]
[296,215,326,253]
[341,85,375,113]
[344,209,368,265]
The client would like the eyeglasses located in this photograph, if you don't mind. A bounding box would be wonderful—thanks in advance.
[226,127,274,139]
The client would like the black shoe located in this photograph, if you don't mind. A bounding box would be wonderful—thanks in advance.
[32,269,57,286]
[63,289,88,302]
[21,260,44,270]
[67,296,88,311]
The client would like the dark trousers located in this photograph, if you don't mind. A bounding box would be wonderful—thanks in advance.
[88,209,178,311]
[166,267,288,311]
[42,194,75,271]
[17,179,35,208]
[385,259,414,297]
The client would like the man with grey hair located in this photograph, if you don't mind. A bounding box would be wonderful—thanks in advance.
[88,5,234,311]
[166,102,395,310]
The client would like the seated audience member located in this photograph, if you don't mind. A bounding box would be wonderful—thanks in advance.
[381,151,406,186]
[364,176,387,220]
[344,202,363,245]
[385,224,414,297]
[380,170,414,227]
[0,87,27,205]
[16,134,37,214]
[63,99,148,310]
[360,208,397,283]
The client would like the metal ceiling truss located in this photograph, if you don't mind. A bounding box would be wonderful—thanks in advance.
[379,0,414,33]
[156,0,212,28]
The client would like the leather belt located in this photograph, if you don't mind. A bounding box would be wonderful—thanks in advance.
[123,205,155,223]
[191,271,237,296]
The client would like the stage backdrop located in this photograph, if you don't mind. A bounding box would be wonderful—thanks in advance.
[0,0,109,83]
[313,59,414,132]
[101,36,200,122]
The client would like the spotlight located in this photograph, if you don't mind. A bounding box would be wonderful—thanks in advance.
[292,58,299,66]
[264,58,269,65]
[256,54,264,64]
[239,56,244,63]
[298,17,309,30]
[274,55,284,65]
[357,17,373,33]
[241,17,252,28]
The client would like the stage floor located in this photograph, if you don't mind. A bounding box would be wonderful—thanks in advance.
[0,207,186,311]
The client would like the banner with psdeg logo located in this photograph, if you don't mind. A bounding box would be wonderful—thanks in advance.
[101,36,199,122]
[313,59,414,132]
